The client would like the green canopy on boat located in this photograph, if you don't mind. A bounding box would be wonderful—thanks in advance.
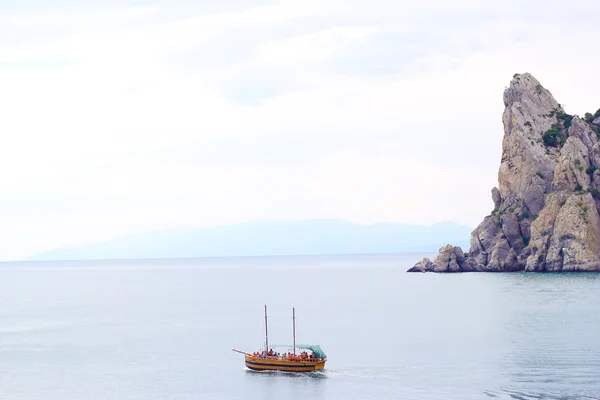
[273,344,327,359]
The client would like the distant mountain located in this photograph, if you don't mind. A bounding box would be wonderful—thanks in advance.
[28,219,472,261]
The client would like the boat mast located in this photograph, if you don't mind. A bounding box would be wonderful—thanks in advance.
[293,307,296,355]
[264,305,269,352]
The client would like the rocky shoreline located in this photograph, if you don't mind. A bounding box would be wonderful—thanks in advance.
[410,73,600,273]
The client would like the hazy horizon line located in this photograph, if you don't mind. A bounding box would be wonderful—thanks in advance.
[10,251,441,265]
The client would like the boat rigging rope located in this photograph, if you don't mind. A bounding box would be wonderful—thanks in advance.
[233,335,244,350]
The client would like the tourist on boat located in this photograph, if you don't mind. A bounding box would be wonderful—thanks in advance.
[252,349,322,362]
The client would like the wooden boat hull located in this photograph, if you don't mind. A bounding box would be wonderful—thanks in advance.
[244,355,326,372]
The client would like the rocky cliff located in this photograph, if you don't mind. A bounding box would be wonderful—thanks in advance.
[410,73,600,272]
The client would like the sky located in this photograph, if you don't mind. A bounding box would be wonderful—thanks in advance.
[1,0,600,260]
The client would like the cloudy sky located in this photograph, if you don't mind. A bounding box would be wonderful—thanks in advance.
[1,0,599,260]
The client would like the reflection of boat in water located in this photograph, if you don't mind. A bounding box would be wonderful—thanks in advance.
[232,305,327,372]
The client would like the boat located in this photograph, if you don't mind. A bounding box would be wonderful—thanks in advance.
[232,305,327,372]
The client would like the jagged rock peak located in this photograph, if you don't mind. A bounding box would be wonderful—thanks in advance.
[503,73,560,113]
[497,73,562,217]
[409,72,600,273]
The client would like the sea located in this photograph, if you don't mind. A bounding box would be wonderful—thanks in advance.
[0,253,599,400]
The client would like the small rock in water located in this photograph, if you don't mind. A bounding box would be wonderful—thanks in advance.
[409,245,468,273]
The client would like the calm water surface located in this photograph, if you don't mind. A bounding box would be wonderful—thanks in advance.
[0,253,599,399]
